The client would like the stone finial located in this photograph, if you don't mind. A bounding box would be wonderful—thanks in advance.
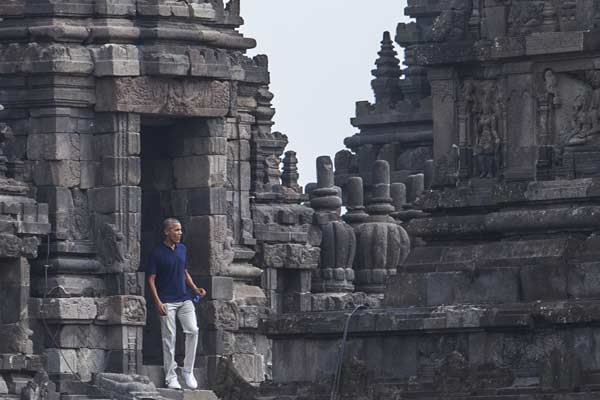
[407,173,425,203]
[354,160,411,294]
[390,183,407,211]
[316,156,335,188]
[342,176,369,226]
[366,160,395,218]
[225,0,240,16]
[282,150,301,193]
[311,158,341,213]
[424,159,435,190]
[371,31,403,107]
[254,86,275,137]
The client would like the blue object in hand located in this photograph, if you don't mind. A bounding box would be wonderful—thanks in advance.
[193,294,203,303]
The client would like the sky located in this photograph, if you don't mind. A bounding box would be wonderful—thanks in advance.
[241,1,410,187]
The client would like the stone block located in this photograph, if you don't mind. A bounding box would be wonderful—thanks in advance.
[51,325,108,349]
[227,160,251,191]
[34,297,97,321]
[173,155,227,189]
[202,329,231,356]
[231,354,264,383]
[95,295,146,326]
[198,300,239,331]
[227,139,251,162]
[261,243,320,269]
[80,161,98,189]
[90,186,141,214]
[520,265,568,302]
[569,263,600,299]
[233,283,267,307]
[106,326,143,350]
[21,44,94,75]
[196,276,234,301]
[157,388,219,400]
[29,107,94,135]
[94,0,136,15]
[94,113,140,135]
[92,44,140,76]
[44,348,78,375]
[101,156,141,186]
[188,187,227,215]
[142,49,190,76]
[96,77,230,117]
[32,160,80,187]
[239,306,268,329]
[170,136,227,157]
[186,215,228,276]
[189,3,217,19]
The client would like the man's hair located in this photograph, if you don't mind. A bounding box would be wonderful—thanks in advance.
[162,218,181,233]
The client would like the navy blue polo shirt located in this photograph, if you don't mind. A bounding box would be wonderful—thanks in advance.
[146,243,191,303]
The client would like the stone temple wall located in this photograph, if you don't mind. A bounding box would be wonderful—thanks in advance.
[262,1,600,399]
[6,1,600,400]
[0,0,309,397]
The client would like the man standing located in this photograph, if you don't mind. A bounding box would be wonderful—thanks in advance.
[147,218,207,390]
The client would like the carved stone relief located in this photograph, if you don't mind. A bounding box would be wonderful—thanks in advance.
[458,79,504,178]
[96,77,230,117]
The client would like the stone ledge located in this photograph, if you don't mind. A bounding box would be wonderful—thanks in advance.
[263,300,600,337]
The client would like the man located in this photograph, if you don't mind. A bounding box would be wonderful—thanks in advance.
[147,218,207,390]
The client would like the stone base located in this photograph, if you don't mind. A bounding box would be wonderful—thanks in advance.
[264,302,600,397]
[158,388,219,400]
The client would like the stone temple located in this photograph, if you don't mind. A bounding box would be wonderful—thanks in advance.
[3,0,600,399]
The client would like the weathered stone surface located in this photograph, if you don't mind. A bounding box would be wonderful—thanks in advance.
[96,77,231,117]
[92,44,140,77]
[261,243,319,269]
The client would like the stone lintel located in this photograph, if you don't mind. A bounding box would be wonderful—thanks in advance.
[96,77,230,117]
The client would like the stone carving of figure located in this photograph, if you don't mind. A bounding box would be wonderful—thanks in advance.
[566,88,600,146]
[474,102,500,178]
[431,10,466,42]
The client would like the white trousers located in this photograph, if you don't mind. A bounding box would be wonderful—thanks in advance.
[159,300,199,382]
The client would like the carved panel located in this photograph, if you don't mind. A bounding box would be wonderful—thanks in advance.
[457,79,504,178]
[96,77,230,117]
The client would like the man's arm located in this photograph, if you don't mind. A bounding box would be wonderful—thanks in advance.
[148,274,167,316]
[185,271,207,298]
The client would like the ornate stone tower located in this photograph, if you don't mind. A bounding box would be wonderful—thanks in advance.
[0,0,284,395]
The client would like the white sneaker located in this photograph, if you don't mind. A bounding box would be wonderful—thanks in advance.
[166,377,181,390]
[182,371,198,390]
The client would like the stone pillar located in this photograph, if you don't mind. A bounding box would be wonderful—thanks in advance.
[90,112,144,377]
[311,156,355,293]
[429,68,459,187]
[390,182,407,221]
[282,150,301,193]
[354,161,410,293]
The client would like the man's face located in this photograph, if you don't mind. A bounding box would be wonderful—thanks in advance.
[165,223,183,244]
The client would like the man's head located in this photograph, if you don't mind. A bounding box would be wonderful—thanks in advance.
[163,218,182,244]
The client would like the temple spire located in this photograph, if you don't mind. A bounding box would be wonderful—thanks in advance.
[371,31,403,107]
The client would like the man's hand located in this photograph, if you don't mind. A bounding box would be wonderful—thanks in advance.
[194,287,207,298]
[156,302,167,316]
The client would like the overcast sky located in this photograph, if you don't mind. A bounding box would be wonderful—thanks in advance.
[241,1,410,187]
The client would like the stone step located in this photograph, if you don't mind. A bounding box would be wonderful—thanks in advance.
[158,388,219,400]
[60,395,111,400]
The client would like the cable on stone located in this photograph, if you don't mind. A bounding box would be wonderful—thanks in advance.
[330,303,369,400]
